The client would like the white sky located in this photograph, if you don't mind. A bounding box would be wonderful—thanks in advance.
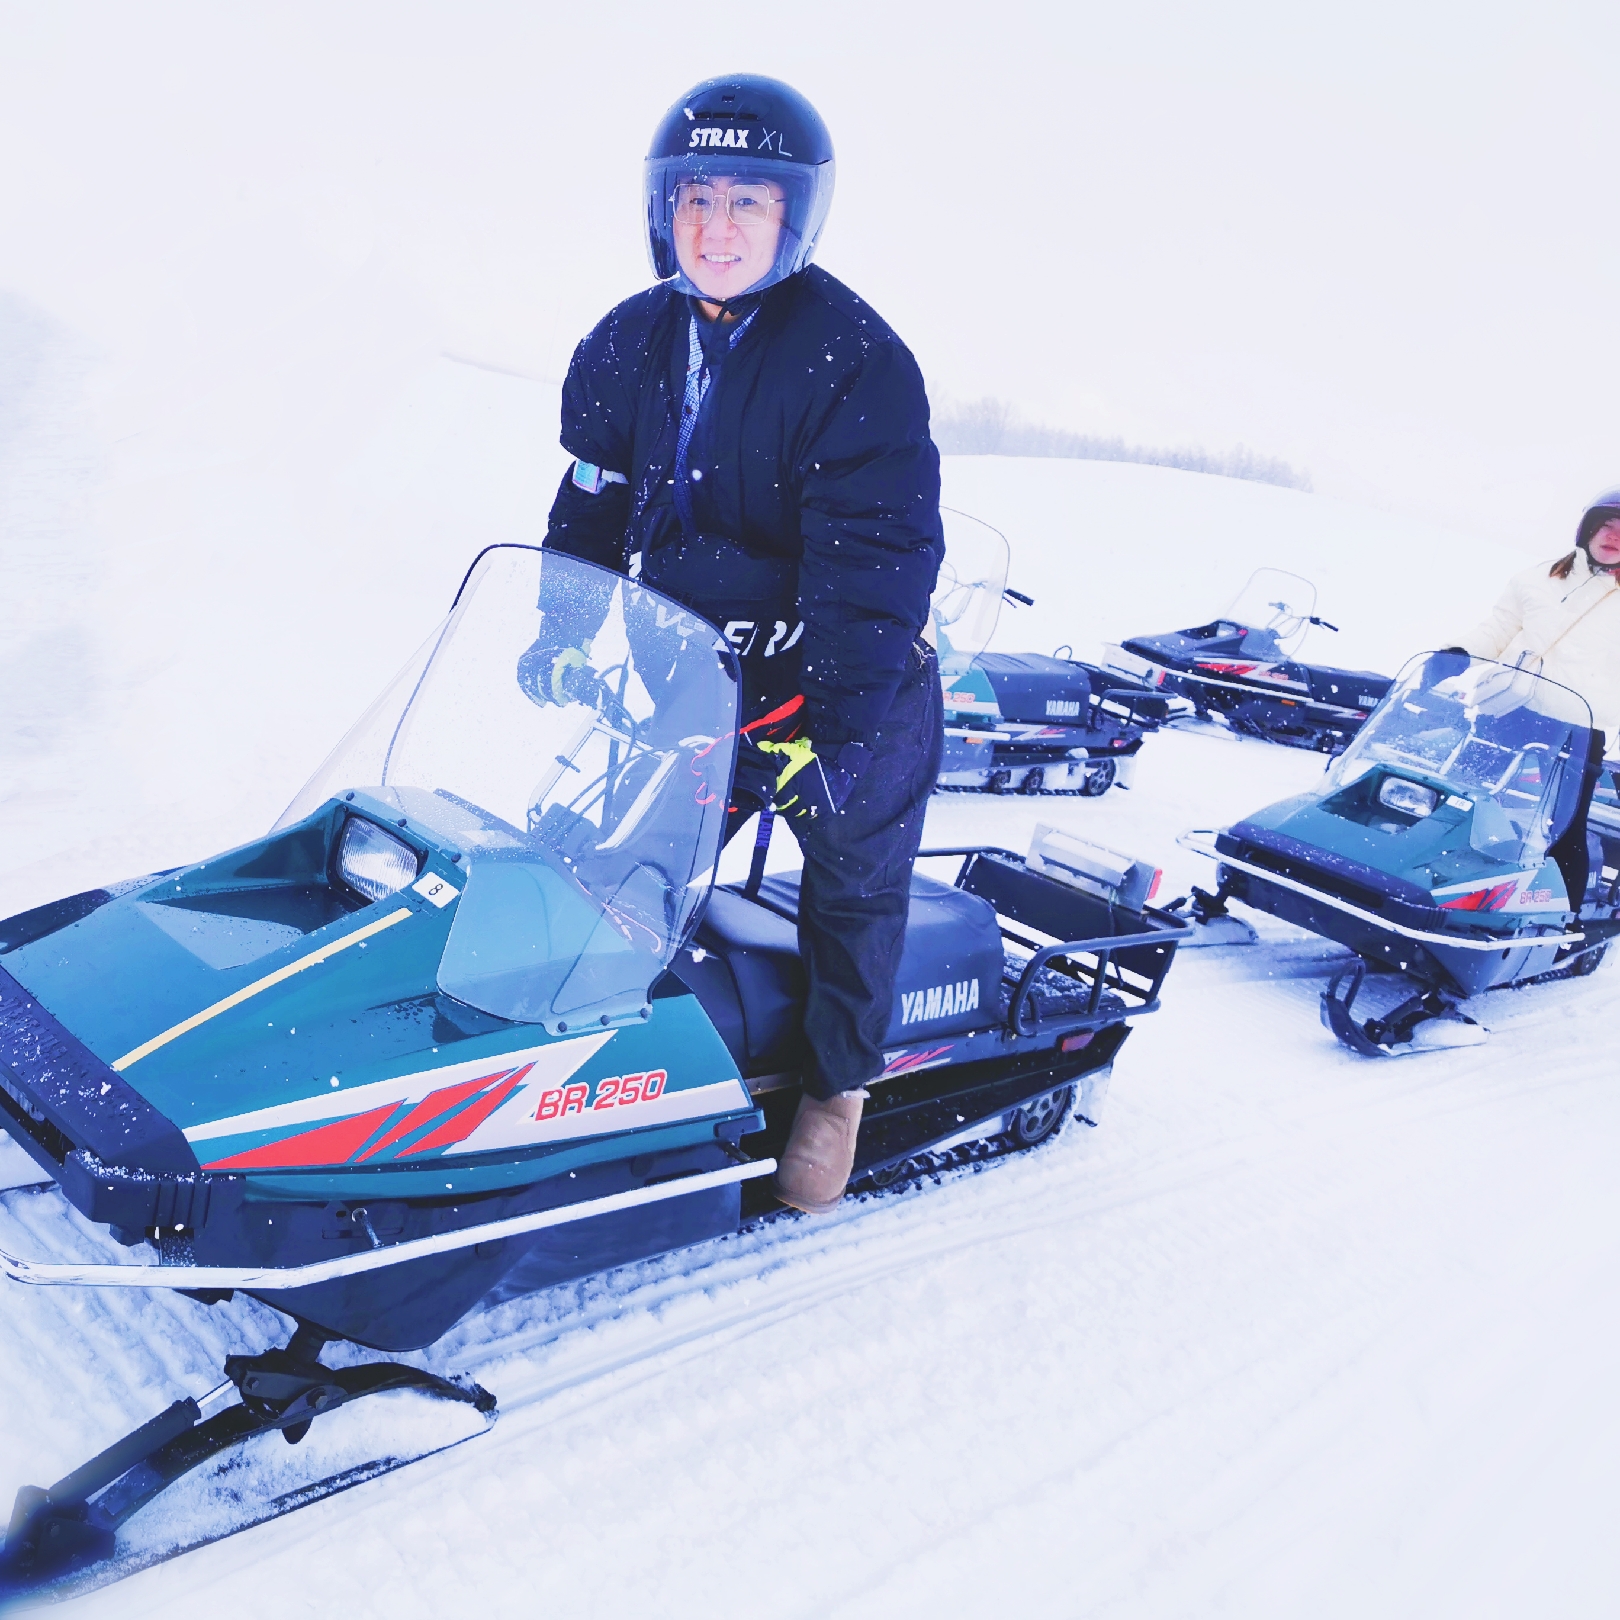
[2,0,1618,548]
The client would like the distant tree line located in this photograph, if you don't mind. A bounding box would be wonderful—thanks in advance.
[932,397,1312,492]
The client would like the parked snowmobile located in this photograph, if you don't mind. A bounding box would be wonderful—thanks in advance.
[1179,651,1619,1055]
[0,545,1189,1594]
[930,511,1170,796]
[1106,569,1392,755]
[938,652,1170,796]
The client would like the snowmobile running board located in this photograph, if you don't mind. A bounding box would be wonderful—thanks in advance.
[0,1159,775,1291]
[1176,830,1585,952]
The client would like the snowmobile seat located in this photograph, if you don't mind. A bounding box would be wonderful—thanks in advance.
[677,886,807,1076]
[1302,664,1392,708]
[671,872,1007,1078]
[975,652,1093,726]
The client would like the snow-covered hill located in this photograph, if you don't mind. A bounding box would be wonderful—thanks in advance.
[4,357,1617,1620]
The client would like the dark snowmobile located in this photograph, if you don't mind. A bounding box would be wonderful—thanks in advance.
[928,509,1169,797]
[1179,651,1620,1055]
[938,651,1169,796]
[0,545,1189,1594]
[1106,569,1392,755]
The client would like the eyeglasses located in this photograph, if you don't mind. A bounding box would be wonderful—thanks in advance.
[672,182,779,228]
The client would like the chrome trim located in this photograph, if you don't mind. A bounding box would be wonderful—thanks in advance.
[0,1159,775,1291]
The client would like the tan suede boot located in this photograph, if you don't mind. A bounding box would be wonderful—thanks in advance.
[775,1089,866,1215]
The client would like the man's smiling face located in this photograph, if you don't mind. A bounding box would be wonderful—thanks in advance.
[672,176,785,301]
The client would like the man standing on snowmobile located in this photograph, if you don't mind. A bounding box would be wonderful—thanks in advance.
[524,74,944,1215]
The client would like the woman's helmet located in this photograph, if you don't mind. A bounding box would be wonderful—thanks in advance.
[1576,489,1620,554]
[644,74,835,298]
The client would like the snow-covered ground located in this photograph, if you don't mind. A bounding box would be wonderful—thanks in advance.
[4,356,1618,1618]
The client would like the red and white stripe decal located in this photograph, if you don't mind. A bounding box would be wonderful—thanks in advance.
[177,1035,756,1170]
[183,1037,611,1147]
[1431,870,1541,915]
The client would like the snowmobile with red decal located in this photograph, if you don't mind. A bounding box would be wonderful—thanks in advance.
[0,545,1189,1596]
[928,509,1169,796]
[1105,568,1392,755]
[1178,652,1620,1055]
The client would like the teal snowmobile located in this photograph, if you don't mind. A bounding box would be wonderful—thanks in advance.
[1106,569,1392,755]
[0,545,1189,1593]
[1180,651,1619,1055]
[930,511,1168,797]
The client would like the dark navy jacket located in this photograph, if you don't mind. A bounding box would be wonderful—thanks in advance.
[541,266,943,744]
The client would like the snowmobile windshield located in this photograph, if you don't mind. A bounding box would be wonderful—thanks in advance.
[277,547,740,1030]
[1224,568,1319,658]
[1325,652,1594,868]
[930,508,1009,674]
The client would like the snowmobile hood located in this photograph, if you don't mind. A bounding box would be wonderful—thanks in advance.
[0,799,480,1158]
[0,797,754,1188]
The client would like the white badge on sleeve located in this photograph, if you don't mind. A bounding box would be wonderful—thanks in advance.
[571,460,628,496]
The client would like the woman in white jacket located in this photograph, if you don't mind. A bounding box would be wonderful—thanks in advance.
[1448,489,1620,907]
[1456,488,1620,740]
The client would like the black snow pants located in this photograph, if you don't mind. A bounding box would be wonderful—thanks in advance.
[725,640,944,1100]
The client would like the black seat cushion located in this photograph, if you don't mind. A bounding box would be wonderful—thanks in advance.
[671,873,1006,1076]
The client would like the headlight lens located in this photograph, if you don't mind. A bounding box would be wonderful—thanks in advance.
[1378,776,1438,818]
[338,816,419,902]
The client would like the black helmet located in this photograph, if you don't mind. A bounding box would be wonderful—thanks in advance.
[1576,489,1620,555]
[644,74,835,300]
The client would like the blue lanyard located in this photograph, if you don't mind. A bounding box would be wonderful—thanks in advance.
[673,310,755,538]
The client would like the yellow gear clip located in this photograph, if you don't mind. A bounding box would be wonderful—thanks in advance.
[757,736,817,810]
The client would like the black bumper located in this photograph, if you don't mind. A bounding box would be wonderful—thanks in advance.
[0,965,213,1233]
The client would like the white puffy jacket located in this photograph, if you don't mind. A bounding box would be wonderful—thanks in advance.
[1458,550,1620,740]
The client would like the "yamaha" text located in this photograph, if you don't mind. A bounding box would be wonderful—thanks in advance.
[899,979,981,1025]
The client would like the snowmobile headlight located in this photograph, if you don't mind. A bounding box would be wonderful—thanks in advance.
[1377,777,1438,819]
[338,816,420,903]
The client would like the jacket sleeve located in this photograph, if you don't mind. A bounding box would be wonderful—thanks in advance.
[1457,571,1530,661]
[538,320,638,643]
[542,321,636,573]
[796,339,943,743]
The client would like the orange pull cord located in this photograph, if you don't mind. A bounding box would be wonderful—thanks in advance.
[691,693,806,806]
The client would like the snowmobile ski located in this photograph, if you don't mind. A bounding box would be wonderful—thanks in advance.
[1318,963,1487,1058]
[1158,882,1260,948]
[0,1323,495,1602]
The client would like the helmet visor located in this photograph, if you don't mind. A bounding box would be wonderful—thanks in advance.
[645,154,834,299]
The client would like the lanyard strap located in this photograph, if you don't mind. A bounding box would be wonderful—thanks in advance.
[1539,575,1620,666]
[672,310,756,539]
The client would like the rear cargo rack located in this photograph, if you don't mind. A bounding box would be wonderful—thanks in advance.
[917,848,1190,1036]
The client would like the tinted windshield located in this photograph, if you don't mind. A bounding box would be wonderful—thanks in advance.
[931,508,1009,674]
[1327,652,1593,867]
[1225,568,1318,658]
[278,546,740,1028]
